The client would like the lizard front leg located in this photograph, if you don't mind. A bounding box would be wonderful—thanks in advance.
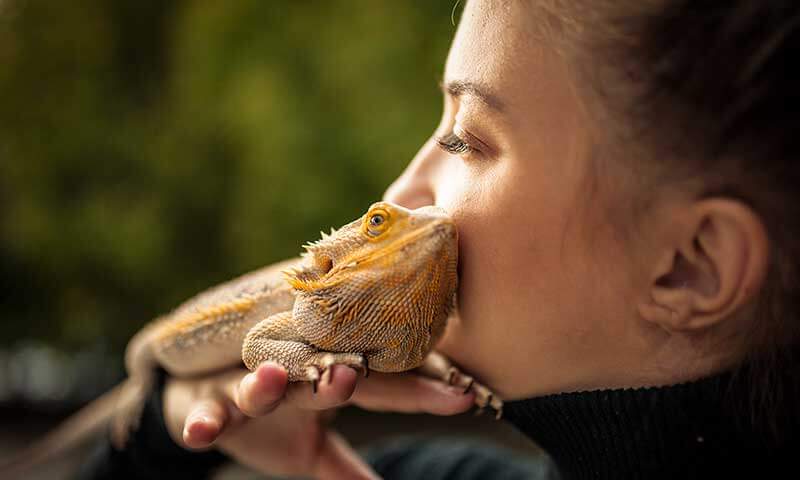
[418,351,504,419]
[242,311,368,392]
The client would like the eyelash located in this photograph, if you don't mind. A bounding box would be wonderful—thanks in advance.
[435,131,474,156]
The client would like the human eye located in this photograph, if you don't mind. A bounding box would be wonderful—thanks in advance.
[435,130,474,156]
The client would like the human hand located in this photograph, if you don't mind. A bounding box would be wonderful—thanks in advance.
[163,362,476,479]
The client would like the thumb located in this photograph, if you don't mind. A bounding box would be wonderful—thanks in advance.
[314,430,380,480]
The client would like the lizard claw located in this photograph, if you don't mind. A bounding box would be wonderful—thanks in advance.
[305,366,321,394]
[473,387,503,419]
[464,378,474,394]
[433,360,503,420]
[306,352,367,385]
[495,405,504,420]
[341,354,369,378]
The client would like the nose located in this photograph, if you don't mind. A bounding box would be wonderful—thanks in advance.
[382,138,443,209]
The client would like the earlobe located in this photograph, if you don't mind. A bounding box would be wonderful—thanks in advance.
[639,198,769,333]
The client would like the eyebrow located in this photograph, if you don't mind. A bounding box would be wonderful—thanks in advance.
[441,79,505,112]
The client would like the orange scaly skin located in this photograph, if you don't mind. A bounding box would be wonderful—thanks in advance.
[1,202,502,478]
[241,202,458,381]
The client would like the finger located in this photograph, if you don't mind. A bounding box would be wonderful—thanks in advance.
[351,372,475,415]
[314,430,380,480]
[182,397,229,449]
[284,365,358,410]
[233,362,289,417]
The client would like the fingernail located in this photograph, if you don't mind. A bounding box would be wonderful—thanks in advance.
[240,372,256,393]
[198,414,214,425]
[258,361,285,374]
[185,414,219,445]
[255,363,288,386]
[189,411,213,428]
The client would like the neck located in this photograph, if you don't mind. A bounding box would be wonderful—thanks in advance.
[503,367,798,479]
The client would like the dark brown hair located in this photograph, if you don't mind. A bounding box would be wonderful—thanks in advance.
[590,0,800,438]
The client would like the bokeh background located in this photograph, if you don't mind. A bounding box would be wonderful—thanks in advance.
[0,0,454,356]
[0,1,539,477]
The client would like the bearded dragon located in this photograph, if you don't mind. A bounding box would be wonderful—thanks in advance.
[1,201,502,476]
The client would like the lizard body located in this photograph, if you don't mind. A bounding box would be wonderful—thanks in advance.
[2,201,502,477]
[144,201,456,382]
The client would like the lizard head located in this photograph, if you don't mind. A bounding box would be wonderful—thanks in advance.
[283,202,458,356]
[285,201,458,294]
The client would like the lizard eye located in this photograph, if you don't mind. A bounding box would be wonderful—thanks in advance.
[363,208,390,238]
[369,214,384,226]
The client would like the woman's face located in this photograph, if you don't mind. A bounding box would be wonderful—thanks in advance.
[384,0,656,399]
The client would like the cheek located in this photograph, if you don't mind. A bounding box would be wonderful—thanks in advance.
[454,178,584,329]
[435,161,634,397]
[442,161,586,320]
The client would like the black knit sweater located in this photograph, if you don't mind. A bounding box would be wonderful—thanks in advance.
[503,369,799,479]
[78,367,799,479]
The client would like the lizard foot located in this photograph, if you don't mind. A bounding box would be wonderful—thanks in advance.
[447,366,503,419]
[304,352,368,393]
[419,351,504,419]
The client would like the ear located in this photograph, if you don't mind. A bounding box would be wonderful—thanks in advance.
[638,198,769,333]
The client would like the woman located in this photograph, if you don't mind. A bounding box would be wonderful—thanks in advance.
[81,0,799,478]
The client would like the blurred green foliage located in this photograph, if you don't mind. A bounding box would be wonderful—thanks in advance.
[0,0,456,354]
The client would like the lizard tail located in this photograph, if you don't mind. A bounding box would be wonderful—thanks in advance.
[0,381,127,478]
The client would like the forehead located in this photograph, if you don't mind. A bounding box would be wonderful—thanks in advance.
[445,0,550,111]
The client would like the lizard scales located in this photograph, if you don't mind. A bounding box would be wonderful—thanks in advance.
[145,201,458,382]
[2,201,505,478]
